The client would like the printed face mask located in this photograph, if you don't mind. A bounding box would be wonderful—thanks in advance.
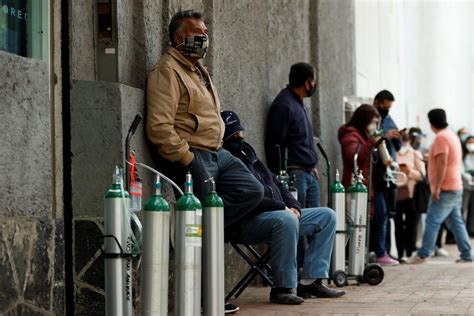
[177,34,209,58]
[467,143,474,153]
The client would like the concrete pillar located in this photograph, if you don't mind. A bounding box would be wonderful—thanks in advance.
[310,0,356,205]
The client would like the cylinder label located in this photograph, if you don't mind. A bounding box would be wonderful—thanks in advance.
[185,224,202,247]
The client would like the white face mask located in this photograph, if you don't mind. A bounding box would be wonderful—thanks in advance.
[367,122,377,136]
[467,143,474,153]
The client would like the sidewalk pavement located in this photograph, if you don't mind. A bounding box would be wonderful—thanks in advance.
[232,242,474,315]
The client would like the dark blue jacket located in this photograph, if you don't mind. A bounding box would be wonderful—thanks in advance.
[233,142,301,214]
[373,113,402,189]
[265,88,318,173]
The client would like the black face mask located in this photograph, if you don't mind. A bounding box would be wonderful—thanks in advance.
[224,138,243,153]
[378,108,389,119]
[306,83,316,98]
[411,139,421,150]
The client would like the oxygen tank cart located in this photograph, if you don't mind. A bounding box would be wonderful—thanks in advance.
[346,144,384,286]
[140,175,170,315]
[175,173,203,316]
[202,178,225,316]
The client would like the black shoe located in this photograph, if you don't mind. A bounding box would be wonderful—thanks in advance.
[456,258,473,263]
[269,287,304,305]
[225,302,239,314]
[297,280,345,299]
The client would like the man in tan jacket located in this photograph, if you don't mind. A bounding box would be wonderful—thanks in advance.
[146,10,263,242]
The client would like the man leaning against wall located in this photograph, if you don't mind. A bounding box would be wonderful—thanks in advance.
[146,10,264,314]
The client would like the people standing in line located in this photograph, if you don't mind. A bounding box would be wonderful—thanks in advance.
[410,109,473,264]
[265,62,320,209]
[461,135,474,236]
[394,128,426,262]
[370,90,402,266]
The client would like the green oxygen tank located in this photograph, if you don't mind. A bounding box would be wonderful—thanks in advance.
[202,178,225,316]
[330,170,347,285]
[175,172,202,316]
[104,166,132,316]
[348,171,368,277]
[140,175,170,315]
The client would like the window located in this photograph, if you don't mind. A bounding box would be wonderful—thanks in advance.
[0,0,48,60]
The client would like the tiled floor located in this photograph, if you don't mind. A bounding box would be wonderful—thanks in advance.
[232,242,474,315]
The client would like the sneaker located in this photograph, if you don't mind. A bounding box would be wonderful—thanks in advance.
[407,255,427,264]
[434,247,449,257]
[376,253,399,266]
[455,258,473,263]
[297,280,345,299]
[225,302,239,314]
[269,288,304,305]
[398,256,408,264]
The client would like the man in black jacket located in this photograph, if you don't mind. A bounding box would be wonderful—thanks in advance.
[221,111,344,305]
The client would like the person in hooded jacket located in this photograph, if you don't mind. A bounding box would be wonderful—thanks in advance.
[221,111,345,306]
[338,104,380,191]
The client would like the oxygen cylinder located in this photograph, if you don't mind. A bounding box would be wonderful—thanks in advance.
[140,176,170,316]
[330,170,346,273]
[175,173,202,316]
[203,178,225,316]
[348,171,368,277]
[104,166,132,316]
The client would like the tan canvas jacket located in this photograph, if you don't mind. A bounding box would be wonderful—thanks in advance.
[146,47,224,166]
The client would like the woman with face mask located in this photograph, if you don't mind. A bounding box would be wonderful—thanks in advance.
[462,135,474,235]
[338,104,381,217]
[394,128,426,262]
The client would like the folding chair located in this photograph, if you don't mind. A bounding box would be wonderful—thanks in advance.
[225,242,274,301]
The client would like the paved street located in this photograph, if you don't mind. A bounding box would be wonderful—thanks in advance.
[233,242,474,315]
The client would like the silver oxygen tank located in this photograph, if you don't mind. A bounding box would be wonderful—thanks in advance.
[331,170,346,274]
[104,166,132,316]
[140,175,170,315]
[348,171,368,277]
[175,173,202,316]
[202,178,225,316]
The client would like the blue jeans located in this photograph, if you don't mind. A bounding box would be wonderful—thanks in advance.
[288,169,321,267]
[288,169,321,208]
[372,189,396,257]
[418,190,473,260]
[233,207,336,288]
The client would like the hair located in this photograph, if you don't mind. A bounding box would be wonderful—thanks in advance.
[428,108,448,129]
[374,90,395,102]
[289,62,315,88]
[347,104,380,138]
[462,135,474,159]
[169,10,204,46]
[457,127,468,138]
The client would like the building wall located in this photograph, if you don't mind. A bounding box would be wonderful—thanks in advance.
[0,52,64,315]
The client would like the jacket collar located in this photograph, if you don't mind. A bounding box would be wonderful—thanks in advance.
[167,46,202,72]
[241,142,258,165]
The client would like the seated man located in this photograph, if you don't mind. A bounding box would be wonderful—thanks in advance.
[221,111,345,305]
